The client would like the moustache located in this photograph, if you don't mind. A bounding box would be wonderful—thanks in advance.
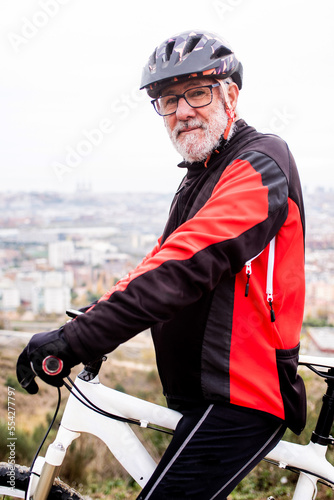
[173,119,206,137]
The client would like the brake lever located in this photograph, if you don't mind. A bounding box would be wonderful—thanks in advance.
[66,309,84,319]
[20,370,37,389]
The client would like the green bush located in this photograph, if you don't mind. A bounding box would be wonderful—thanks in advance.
[0,419,45,464]
[4,374,26,394]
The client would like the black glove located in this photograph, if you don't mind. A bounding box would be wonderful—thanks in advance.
[16,327,80,394]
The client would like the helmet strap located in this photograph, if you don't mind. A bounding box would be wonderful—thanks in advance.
[218,80,236,141]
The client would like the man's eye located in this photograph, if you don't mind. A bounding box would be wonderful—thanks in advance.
[164,96,177,107]
[188,89,206,99]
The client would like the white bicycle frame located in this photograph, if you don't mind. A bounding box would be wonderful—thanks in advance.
[27,354,334,500]
[265,354,334,499]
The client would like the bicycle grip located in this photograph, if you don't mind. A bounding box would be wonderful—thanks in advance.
[42,355,63,376]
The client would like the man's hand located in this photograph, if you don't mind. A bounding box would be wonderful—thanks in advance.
[16,327,80,394]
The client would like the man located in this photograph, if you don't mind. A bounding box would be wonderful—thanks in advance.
[17,31,306,499]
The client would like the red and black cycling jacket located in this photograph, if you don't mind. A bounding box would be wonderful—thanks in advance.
[64,119,306,434]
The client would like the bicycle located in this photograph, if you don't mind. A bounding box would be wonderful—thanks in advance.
[1,316,334,499]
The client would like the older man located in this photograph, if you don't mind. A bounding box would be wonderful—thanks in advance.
[17,31,306,499]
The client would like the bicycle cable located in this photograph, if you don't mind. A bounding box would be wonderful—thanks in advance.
[64,376,174,435]
[264,458,334,489]
[25,386,62,500]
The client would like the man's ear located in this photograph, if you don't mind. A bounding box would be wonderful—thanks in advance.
[227,82,239,112]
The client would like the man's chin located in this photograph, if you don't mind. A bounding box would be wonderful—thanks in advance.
[175,142,208,163]
[179,150,208,164]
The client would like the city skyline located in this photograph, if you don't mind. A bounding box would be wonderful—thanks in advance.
[1,188,334,324]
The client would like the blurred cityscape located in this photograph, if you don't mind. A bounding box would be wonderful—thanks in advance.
[0,186,171,330]
[0,185,333,345]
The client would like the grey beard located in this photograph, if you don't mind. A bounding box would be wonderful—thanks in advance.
[165,102,229,163]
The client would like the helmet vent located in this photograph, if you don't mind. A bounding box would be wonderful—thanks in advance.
[211,46,232,60]
[183,36,202,56]
[165,40,176,62]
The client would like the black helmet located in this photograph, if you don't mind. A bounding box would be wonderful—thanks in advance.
[140,30,243,98]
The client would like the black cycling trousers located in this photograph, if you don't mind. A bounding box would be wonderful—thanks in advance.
[137,403,286,500]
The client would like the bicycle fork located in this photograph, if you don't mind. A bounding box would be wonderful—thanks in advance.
[29,463,60,500]
[27,426,80,500]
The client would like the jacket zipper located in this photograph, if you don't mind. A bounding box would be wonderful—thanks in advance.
[266,236,276,322]
[244,249,264,297]
[244,236,276,322]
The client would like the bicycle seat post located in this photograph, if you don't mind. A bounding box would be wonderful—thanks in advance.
[311,367,334,446]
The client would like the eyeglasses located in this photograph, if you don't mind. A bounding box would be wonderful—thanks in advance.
[151,83,220,116]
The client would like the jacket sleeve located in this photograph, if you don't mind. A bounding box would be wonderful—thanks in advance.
[63,151,289,362]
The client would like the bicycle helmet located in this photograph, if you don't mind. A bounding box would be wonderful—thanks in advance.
[140,30,243,98]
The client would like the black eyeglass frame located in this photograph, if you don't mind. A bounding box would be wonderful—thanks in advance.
[151,83,220,116]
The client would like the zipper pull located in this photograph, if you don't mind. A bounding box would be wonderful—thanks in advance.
[245,273,250,297]
[245,262,251,297]
[267,294,276,322]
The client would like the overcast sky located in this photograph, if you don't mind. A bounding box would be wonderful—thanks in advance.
[1,0,334,194]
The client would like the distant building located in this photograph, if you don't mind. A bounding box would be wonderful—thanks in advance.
[307,327,334,354]
[48,241,75,269]
[15,270,74,315]
[0,279,20,311]
[32,285,71,315]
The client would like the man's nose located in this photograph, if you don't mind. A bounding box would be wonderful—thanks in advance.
[175,97,196,120]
